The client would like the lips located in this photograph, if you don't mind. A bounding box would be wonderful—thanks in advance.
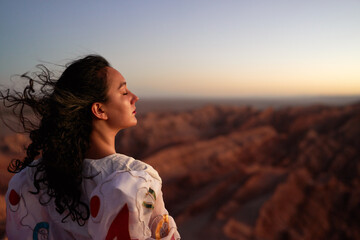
[132,108,136,114]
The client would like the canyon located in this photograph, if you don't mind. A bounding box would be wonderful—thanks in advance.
[1,101,359,239]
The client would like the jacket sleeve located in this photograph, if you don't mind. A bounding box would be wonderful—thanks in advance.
[88,170,180,240]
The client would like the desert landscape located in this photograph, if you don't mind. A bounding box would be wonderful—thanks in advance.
[1,99,360,239]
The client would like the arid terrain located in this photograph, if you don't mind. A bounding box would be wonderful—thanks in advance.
[1,100,360,239]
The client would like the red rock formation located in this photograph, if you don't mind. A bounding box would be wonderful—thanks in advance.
[116,103,360,239]
[1,102,359,239]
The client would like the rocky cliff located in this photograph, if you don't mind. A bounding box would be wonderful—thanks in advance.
[1,102,359,239]
[116,103,360,240]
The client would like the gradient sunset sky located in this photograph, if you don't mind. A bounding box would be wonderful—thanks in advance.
[1,0,359,98]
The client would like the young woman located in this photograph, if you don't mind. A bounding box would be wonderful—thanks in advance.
[2,55,180,240]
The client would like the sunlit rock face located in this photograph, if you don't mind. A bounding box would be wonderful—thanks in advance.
[1,102,359,239]
[116,102,360,240]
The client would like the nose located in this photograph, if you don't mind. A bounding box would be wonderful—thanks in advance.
[131,91,139,104]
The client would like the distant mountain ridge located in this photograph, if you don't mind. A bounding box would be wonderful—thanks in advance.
[135,95,360,114]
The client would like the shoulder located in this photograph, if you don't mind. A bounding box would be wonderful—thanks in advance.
[94,170,161,202]
[6,158,46,210]
[83,153,161,182]
[88,169,163,239]
[6,163,36,198]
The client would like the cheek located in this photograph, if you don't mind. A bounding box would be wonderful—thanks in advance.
[118,101,130,113]
[108,99,130,116]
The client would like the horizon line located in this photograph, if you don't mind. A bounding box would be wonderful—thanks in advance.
[138,94,360,100]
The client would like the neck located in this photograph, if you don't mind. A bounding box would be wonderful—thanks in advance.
[86,123,118,159]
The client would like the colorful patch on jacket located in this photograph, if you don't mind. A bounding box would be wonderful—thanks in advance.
[33,222,49,240]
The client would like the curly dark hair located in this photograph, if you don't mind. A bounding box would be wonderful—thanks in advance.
[0,55,110,225]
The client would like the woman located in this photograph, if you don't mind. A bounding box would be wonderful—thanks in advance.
[2,55,180,239]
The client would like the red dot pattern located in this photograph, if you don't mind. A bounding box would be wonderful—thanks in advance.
[90,195,100,218]
[105,204,130,240]
[9,189,20,206]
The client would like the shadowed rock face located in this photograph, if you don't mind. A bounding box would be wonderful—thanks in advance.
[1,102,359,239]
[115,103,360,240]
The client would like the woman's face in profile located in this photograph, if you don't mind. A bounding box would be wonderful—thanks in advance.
[101,67,139,131]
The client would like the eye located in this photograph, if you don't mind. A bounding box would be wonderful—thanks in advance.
[120,88,128,95]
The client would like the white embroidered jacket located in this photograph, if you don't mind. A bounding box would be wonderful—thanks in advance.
[6,153,180,240]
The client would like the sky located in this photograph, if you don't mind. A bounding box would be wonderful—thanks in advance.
[1,0,360,99]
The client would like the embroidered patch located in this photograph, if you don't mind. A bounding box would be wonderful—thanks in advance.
[105,204,131,240]
[155,214,170,240]
[147,188,156,200]
[90,195,100,218]
[142,201,154,209]
[8,189,21,212]
[33,222,49,240]
[142,187,156,209]
[9,189,20,206]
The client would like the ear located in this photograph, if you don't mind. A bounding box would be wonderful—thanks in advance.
[91,102,108,120]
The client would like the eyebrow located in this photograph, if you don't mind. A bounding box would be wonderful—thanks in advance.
[118,82,127,90]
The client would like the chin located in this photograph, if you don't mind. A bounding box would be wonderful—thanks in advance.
[118,120,138,131]
[129,119,138,128]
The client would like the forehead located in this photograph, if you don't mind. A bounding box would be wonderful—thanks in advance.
[106,67,125,87]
